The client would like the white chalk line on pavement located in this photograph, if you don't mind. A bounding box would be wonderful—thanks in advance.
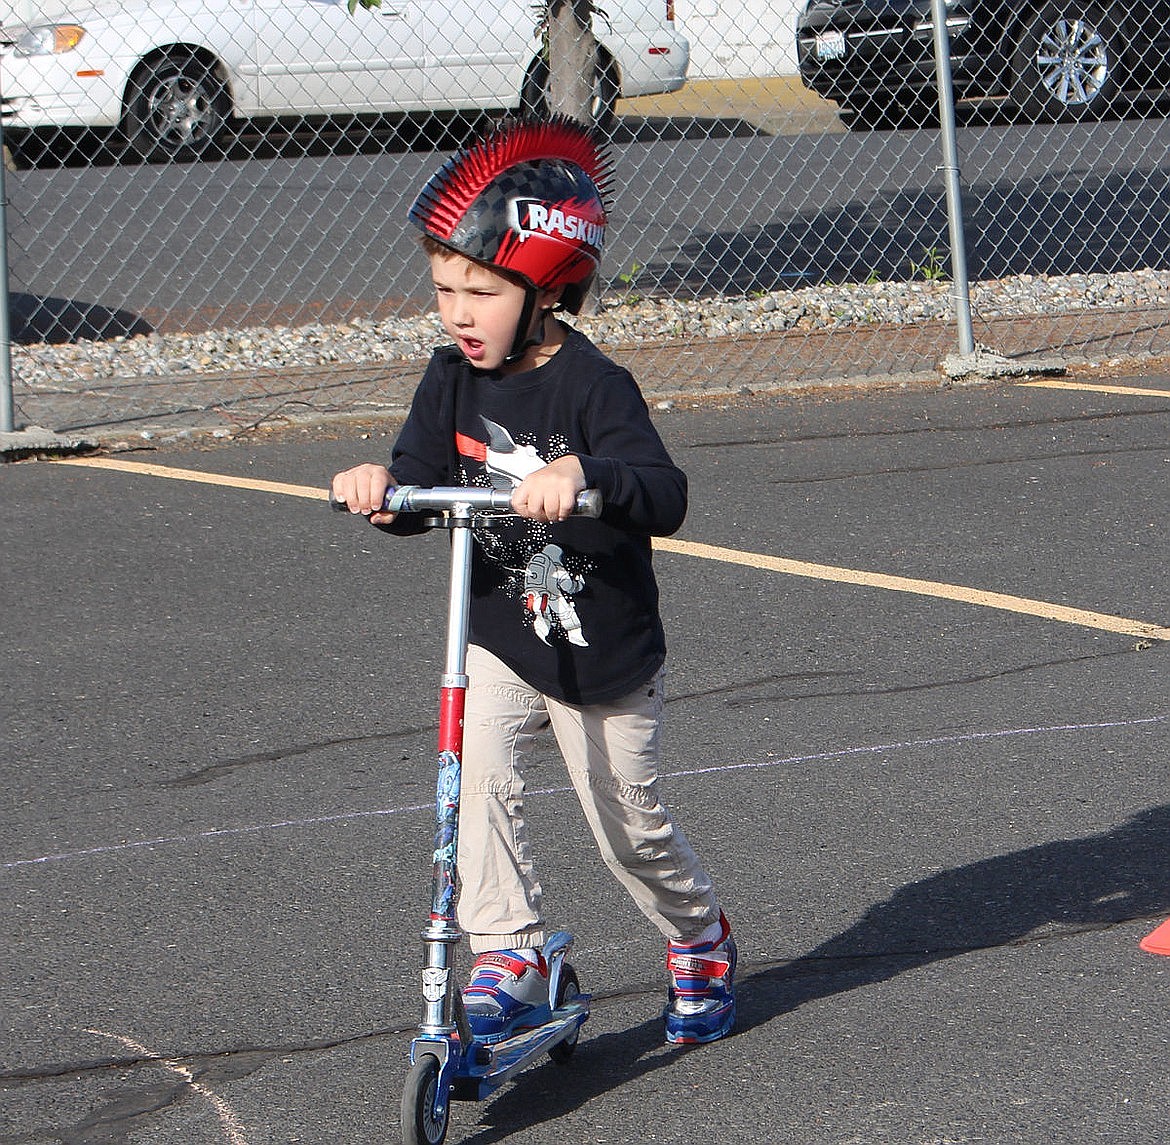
[85,1028,250,1145]
[6,714,1165,871]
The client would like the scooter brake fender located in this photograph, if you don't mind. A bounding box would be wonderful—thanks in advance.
[541,930,575,1006]
[409,1034,461,1118]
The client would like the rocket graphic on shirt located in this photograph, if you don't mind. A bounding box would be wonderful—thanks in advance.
[455,417,590,647]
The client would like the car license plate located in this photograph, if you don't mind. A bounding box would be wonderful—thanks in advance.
[815,30,847,61]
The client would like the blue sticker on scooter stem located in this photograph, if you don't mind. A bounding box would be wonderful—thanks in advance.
[432,750,461,917]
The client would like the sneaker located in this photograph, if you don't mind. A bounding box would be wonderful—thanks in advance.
[462,949,551,1044]
[664,912,737,1044]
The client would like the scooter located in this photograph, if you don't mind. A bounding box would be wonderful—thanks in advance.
[333,484,602,1145]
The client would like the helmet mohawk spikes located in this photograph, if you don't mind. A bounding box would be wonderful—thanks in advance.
[409,114,612,319]
[410,114,613,242]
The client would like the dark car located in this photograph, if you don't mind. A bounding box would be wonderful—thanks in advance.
[796,0,1170,127]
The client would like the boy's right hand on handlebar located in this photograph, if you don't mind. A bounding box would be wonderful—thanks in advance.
[331,463,396,525]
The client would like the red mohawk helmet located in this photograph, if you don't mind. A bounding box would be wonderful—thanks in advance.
[409,115,612,316]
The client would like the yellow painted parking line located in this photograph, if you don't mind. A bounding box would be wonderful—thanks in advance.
[54,456,1170,642]
[1019,379,1170,399]
[55,455,331,500]
[654,538,1170,642]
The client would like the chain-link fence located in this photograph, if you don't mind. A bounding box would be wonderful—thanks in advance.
[3,0,1170,440]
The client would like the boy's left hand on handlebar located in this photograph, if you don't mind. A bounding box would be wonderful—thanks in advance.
[511,456,587,523]
[331,463,397,524]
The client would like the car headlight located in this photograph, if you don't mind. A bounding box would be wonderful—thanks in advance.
[13,24,86,57]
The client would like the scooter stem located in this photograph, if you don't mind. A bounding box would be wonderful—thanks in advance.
[419,505,475,1039]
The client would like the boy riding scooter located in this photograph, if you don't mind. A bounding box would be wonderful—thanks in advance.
[331,115,736,1052]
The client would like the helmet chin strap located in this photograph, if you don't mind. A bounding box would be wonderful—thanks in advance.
[503,287,545,365]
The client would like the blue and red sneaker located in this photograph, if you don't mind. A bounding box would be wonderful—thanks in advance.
[462,949,551,1044]
[664,912,737,1044]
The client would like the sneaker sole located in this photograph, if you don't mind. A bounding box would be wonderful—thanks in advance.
[664,1004,735,1045]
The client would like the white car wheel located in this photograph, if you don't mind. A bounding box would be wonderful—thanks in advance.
[123,54,228,161]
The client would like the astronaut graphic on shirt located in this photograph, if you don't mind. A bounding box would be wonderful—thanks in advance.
[524,543,587,646]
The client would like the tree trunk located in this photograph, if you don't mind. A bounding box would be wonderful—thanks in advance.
[546,0,603,315]
[547,0,596,124]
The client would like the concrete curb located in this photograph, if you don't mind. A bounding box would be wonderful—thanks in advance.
[941,350,1068,381]
[0,425,98,461]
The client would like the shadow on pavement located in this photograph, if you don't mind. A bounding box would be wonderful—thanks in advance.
[645,163,1170,295]
[433,805,1169,1138]
[9,293,154,344]
[459,1012,684,1144]
[737,803,1170,1036]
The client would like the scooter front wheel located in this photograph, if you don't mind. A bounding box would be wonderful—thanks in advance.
[401,1053,449,1145]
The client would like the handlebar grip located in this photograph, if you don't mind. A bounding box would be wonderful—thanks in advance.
[574,489,603,518]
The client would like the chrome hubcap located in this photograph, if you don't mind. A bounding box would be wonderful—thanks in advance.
[149,74,213,144]
[1035,18,1110,105]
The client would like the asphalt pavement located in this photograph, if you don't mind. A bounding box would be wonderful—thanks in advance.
[2,374,1168,1144]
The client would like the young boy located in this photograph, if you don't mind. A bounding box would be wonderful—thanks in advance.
[331,116,735,1045]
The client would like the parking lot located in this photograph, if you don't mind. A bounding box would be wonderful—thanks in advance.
[2,372,1168,1143]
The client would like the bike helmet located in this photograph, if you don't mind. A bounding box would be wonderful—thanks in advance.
[409,115,613,360]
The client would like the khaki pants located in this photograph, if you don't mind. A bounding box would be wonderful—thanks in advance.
[457,644,721,954]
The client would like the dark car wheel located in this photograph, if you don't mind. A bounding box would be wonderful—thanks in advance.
[122,53,228,161]
[521,54,620,132]
[1010,2,1122,121]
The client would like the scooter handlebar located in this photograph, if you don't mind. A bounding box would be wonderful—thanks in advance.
[330,485,603,519]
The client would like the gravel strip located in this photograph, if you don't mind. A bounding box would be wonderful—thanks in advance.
[14,269,1170,388]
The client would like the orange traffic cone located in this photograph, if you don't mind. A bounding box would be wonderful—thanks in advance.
[1140,917,1170,956]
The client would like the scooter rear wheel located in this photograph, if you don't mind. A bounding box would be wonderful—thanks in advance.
[401,1053,449,1145]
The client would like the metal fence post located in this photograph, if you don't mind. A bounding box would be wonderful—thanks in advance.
[0,118,14,433]
[930,0,975,357]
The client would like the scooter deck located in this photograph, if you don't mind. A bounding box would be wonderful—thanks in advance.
[451,996,591,1101]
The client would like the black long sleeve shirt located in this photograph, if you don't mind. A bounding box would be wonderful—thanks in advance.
[386,324,687,704]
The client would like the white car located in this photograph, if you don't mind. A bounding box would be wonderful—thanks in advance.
[0,0,688,160]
